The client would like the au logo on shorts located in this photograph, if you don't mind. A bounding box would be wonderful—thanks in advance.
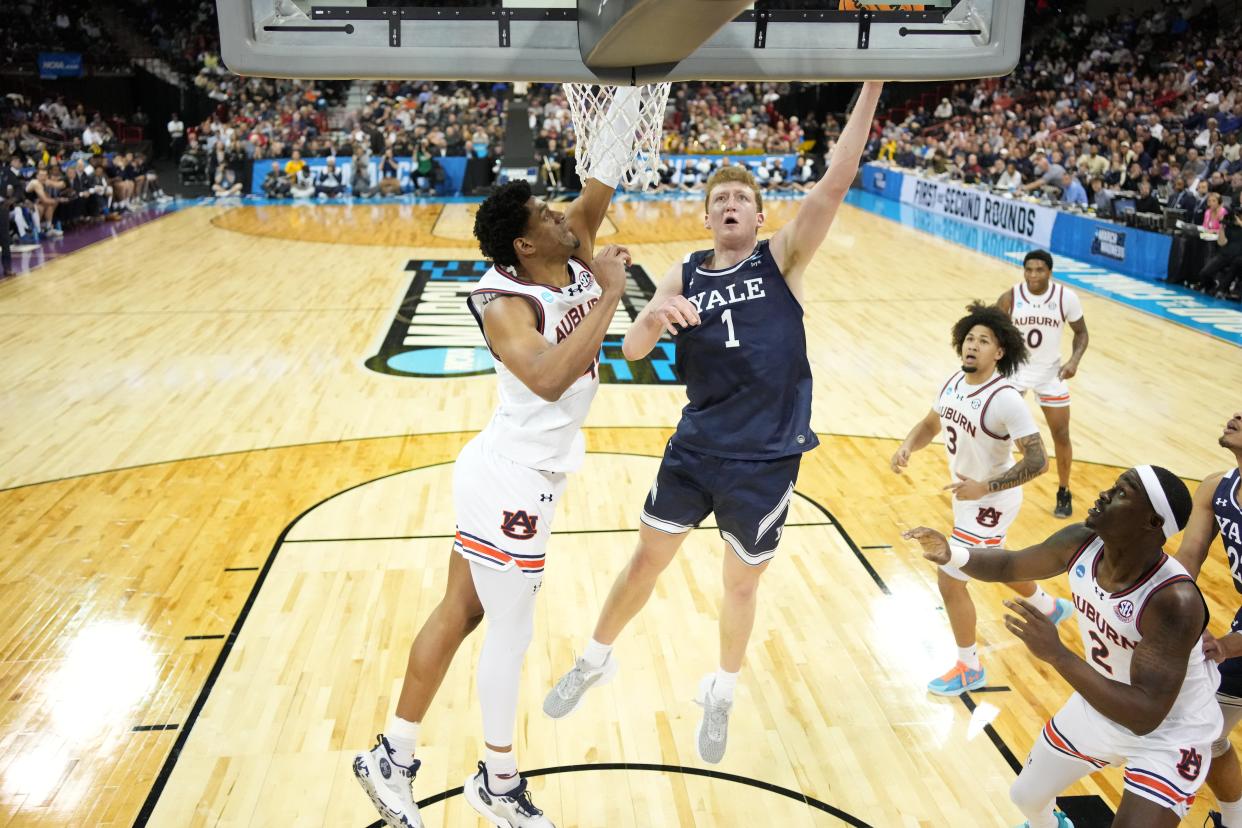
[365,259,681,384]
[501,509,539,540]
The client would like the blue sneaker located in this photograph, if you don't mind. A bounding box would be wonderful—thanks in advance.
[928,661,986,696]
[1047,597,1074,626]
[1016,810,1073,827]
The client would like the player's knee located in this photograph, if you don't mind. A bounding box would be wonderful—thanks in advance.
[723,566,762,601]
[631,543,676,579]
[1050,423,1071,444]
[1008,770,1044,815]
[1213,735,1233,759]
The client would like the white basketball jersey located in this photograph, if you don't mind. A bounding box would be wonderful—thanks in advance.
[467,258,602,473]
[1068,534,1219,723]
[1010,281,1083,371]
[935,371,1037,482]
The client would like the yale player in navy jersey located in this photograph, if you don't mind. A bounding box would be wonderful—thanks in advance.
[907,467,1216,828]
[543,82,884,764]
[1175,410,1242,828]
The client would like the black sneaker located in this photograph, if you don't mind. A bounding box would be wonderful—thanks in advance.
[1054,488,1072,518]
[1206,811,1223,827]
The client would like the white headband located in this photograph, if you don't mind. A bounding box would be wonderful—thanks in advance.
[1135,465,1179,540]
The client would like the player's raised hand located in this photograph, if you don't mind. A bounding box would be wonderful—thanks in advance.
[653,295,700,336]
[889,446,911,474]
[592,244,631,295]
[946,475,989,501]
[902,527,951,565]
[1003,598,1067,664]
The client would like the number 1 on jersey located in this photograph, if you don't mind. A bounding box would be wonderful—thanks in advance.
[721,308,741,348]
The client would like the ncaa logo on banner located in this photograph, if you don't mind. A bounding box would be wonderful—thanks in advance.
[1091,228,1126,261]
[365,259,681,384]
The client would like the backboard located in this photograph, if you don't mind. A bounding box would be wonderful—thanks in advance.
[216,0,1023,84]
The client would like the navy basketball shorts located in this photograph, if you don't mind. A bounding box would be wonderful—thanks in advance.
[639,439,801,566]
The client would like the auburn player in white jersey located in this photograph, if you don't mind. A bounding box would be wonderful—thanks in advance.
[1175,410,1242,828]
[908,465,1219,828]
[891,302,1069,696]
[352,89,642,828]
[997,250,1090,519]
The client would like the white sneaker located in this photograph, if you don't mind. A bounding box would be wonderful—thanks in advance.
[542,654,619,719]
[463,761,556,827]
[694,674,733,764]
[352,735,424,828]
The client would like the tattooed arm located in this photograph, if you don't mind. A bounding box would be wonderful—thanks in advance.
[988,432,1049,493]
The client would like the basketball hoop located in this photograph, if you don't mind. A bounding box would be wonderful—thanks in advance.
[563,83,672,191]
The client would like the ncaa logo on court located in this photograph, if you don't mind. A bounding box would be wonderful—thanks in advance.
[1115,599,1135,621]
[365,259,681,384]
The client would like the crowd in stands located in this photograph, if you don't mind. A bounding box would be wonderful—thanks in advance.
[1,0,121,74]
[2,91,171,277]
[868,0,1242,300]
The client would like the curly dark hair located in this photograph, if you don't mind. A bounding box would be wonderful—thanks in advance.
[950,300,1029,377]
[473,180,534,268]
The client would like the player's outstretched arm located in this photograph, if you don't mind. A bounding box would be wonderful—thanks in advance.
[984,433,1048,493]
[1010,581,1206,736]
[770,81,883,283]
[621,261,698,360]
[1174,473,1225,580]
[482,245,629,401]
[904,523,1090,583]
[565,87,643,260]
[890,408,940,473]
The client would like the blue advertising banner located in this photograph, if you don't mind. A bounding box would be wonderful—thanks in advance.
[1050,210,1172,282]
[249,155,466,196]
[38,52,83,79]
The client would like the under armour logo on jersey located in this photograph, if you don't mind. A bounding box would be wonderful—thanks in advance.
[1220,498,1231,507]
[540,493,553,502]
[500,510,539,540]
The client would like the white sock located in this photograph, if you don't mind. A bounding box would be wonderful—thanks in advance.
[485,747,520,794]
[712,669,739,701]
[384,715,420,767]
[1026,586,1057,616]
[1220,797,1242,827]
[958,644,981,671]
[582,638,613,670]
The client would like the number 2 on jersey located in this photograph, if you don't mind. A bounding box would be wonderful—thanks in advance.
[721,308,741,348]
[1088,630,1112,674]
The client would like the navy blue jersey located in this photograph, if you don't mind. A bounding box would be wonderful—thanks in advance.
[1215,468,1242,595]
[672,239,818,460]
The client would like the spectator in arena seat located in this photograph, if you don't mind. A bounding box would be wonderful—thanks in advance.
[1133,179,1161,214]
[934,97,953,120]
[168,112,185,160]
[996,161,1023,191]
[289,163,315,199]
[213,166,243,197]
[1062,172,1089,206]
[1170,175,1199,215]
[26,169,63,237]
[1194,210,1242,298]
[1022,155,1067,197]
[379,149,402,196]
[1202,191,1228,231]
[1,166,14,277]
[315,157,344,198]
[1185,146,1209,183]
[262,166,291,198]
[351,155,379,198]
[1192,179,1213,224]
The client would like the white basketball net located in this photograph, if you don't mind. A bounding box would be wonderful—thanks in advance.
[563,82,672,191]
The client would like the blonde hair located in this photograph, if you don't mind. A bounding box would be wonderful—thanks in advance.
[704,165,763,213]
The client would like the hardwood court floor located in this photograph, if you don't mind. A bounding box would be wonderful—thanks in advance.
[1,198,1239,826]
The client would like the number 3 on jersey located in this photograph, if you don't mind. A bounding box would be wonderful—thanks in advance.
[721,308,741,348]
